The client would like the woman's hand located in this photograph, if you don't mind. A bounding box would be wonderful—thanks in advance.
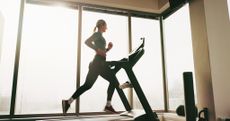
[96,49,106,57]
[106,42,113,52]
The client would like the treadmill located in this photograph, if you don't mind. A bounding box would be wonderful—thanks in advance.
[107,38,159,121]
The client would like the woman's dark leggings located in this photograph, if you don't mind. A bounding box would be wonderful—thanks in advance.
[71,56,119,101]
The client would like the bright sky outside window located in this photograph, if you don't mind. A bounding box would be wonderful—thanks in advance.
[228,0,230,20]
[0,0,20,114]
[164,4,196,110]
[15,3,78,114]
[131,17,164,110]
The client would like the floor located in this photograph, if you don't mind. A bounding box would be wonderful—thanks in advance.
[1,115,134,121]
[1,110,150,121]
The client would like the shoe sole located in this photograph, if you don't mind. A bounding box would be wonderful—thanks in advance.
[119,85,133,89]
[104,109,119,114]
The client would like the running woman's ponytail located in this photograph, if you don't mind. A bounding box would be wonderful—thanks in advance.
[93,19,106,32]
[93,26,97,32]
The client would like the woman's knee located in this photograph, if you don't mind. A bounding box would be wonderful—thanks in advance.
[82,83,93,90]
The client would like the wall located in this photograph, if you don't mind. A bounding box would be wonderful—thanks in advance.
[203,0,230,119]
[158,0,168,9]
[189,0,215,120]
[158,0,169,12]
[35,0,163,13]
[75,0,159,13]
[189,0,230,120]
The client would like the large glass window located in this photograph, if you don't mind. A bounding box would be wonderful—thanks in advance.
[0,1,196,115]
[15,3,78,114]
[164,4,196,110]
[80,9,129,112]
[131,17,164,110]
[0,0,20,114]
[228,0,230,20]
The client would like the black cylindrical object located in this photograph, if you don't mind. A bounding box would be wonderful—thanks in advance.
[183,72,197,121]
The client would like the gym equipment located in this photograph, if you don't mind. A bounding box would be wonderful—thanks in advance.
[198,108,208,121]
[176,105,185,116]
[176,105,198,117]
[176,105,208,121]
[182,72,209,121]
[107,38,159,121]
[183,72,197,121]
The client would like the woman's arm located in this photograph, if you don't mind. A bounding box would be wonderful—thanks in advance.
[85,34,106,57]
[85,34,97,51]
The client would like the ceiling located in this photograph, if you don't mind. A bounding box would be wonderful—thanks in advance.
[29,0,170,14]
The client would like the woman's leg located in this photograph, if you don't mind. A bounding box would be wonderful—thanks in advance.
[62,64,99,113]
[100,66,118,101]
[71,72,98,99]
[99,64,122,113]
[106,82,116,101]
[100,65,132,112]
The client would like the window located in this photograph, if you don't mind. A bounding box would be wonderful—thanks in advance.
[15,3,78,114]
[0,0,195,115]
[80,9,129,112]
[131,17,164,110]
[0,0,20,114]
[228,0,230,20]
[164,4,196,110]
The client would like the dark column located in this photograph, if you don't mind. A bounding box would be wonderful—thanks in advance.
[183,72,197,121]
